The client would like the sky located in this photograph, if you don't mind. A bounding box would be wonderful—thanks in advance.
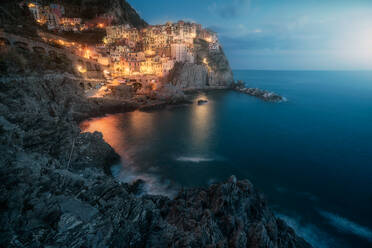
[128,0,372,70]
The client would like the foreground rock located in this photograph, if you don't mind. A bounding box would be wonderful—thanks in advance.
[159,175,311,248]
[233,80,286,102]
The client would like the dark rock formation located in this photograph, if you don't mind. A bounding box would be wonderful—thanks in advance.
[168,39,234,90]
[1,0,147,45]
[0,1,38,37]
[232,81,286,102]
[108,84,136,99]
[40,0,147,28]
[159,176,311,248]
[198,99,208,105]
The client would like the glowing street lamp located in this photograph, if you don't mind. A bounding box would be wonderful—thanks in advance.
[84,49,91,59]
[77,65,87,73]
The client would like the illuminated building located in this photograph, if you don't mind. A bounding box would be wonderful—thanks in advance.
[171,43,187,62]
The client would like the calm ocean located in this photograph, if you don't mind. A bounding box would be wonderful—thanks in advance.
[81,70,372,248]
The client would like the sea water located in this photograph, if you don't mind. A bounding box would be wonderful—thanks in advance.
[81,70,372,248]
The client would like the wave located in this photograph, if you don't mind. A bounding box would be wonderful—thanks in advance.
[176,156,214,163]
[111,164,177,198]
[318,210,372,242]
[277,213,336,248]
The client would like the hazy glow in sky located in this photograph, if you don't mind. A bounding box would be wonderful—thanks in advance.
[128,0,372,70]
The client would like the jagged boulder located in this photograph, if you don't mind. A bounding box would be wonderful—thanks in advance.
[156,176,311,248]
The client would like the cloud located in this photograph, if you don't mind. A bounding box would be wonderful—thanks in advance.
[208,2,372,69]
[208,0,251,19]
[211,17,332,52]
[219,33,301,51]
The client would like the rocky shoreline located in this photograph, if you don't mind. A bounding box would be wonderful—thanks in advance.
[0,72,311,247]
[233,81,286,102]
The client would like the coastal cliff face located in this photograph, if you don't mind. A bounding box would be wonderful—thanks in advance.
[60,0,147,28]
[1,0,146,28]
[169,39,234,90]
[0,1,311,247]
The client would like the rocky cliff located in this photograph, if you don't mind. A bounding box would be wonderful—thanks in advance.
[169,38,234,90]
[0,1,311,247]
[31,0,147,28]
[1,0,146,28]
[0,1,38,37]
[0,0,147,44]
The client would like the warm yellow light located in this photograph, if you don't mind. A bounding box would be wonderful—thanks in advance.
[28,3,36,8]
[36,19,46,25]
[84,49,90,59]
[60,40,64,45]
[145,50,155,56]
[202,58,212,72]
[77,65,87,73]
[98,23,105,29]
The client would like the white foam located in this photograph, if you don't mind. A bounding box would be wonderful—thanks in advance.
[176,156,214,163]
[281,97,288,102]
[319,210,372,242]
[277,213,335,248]
[111,163,177,198]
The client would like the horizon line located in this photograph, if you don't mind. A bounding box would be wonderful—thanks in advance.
[232,69,372,72]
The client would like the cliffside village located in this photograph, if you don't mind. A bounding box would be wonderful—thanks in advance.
[23,1,220,87]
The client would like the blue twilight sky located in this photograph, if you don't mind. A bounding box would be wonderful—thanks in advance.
[128,0,372,70]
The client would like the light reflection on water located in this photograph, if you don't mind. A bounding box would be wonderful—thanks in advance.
[79,93,214,197]
[80,111,157,161]
[80,111,178,197]
[80,114,129,159]
[190,94,212,150]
